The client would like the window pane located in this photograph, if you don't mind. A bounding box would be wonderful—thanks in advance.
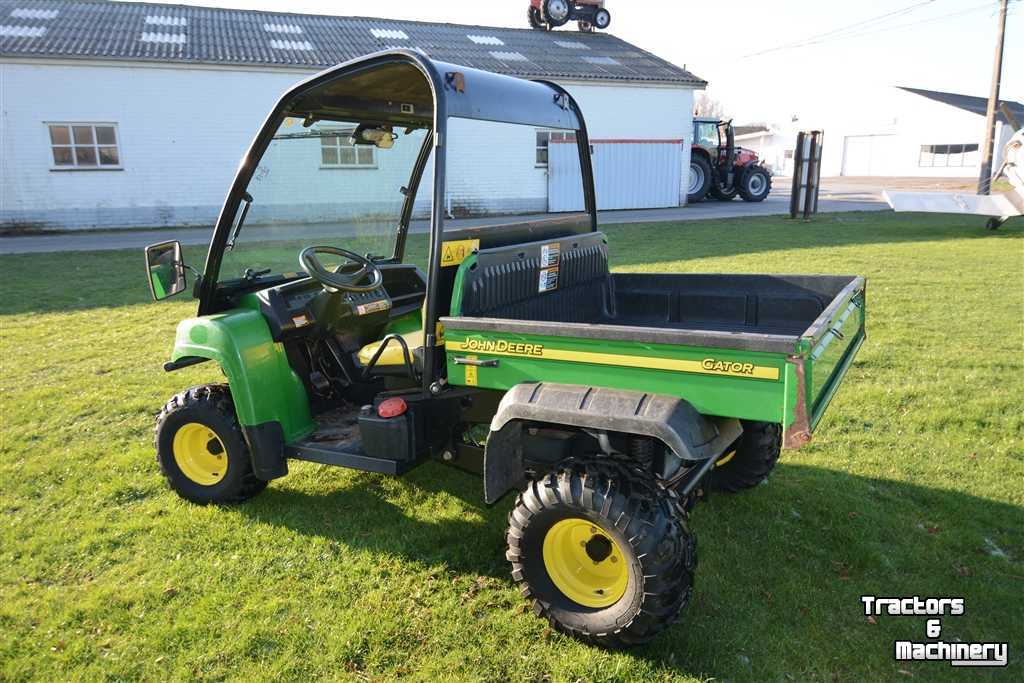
[536,147,548,165]
[74,145,98,166]
[356,146,374,165]
[536,131,549,147]
[933,144,948,155]
[72,126,94,144]
[949,144,963,155]
[49,125,70,145]
[52,146,74,165]
[321,147,339,165]
[338,147,356,165]
[95,126,116,145]
[98,146,119,165]
[322,135,338,148]
[964,143,979,153]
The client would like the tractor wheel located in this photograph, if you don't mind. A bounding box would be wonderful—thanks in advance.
[709,182,738,201]
[527,6,545,30]
[711,421,781,492]
[594,8,611,29]
[542,0,572,27]
[738,166,772,202]
[507,457,696,647]
[687,156,712,203]
[155,384,267,505]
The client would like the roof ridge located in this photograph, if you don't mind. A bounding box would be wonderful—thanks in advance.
[15,0,625,37]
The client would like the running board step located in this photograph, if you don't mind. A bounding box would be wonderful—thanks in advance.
[285,442,419,475]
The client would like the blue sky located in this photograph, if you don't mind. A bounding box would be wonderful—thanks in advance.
[128,0,1022,125]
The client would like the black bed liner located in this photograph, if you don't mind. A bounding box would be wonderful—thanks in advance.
[442,231,863,355]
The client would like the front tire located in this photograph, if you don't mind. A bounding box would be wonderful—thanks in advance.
[738,166,772,202]
[711,421,781,492]
[594,8,611,29]
[507,457,696,647]
[155,384,267,505]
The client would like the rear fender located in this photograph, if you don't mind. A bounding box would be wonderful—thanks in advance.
[482,383,741,503]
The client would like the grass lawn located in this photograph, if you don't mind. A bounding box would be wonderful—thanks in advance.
[1,212,1022,681]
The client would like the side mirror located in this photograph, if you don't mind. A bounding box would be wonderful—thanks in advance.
[145,240,187,301]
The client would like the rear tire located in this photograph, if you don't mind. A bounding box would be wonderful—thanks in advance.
[688,155,712,203]
[709,182,738,201]
[155,384,267,505]
[594,8,611,29]
[738,166,772,202]
[507,457,696,647]
[542,0,572,27]
[711,421,781,492]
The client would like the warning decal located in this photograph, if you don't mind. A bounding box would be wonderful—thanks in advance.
[539,267,559,292]
[441,238,480,267]
[540,242,561,268]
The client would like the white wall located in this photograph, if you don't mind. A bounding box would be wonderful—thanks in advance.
[1,60,306,229]
[814,89,1010,178]
[0,60,696,229]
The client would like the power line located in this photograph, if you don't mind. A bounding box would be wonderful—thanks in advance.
[741,1,937,58]
[806,1,1001,44]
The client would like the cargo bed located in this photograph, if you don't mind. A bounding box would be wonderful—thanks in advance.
[441,232,866,448]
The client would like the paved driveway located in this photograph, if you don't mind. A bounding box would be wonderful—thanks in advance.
[0,181,886,254]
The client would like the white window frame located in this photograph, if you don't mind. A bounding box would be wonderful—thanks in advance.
[535,129,573,167]
[918,143,979,168]
[46,122,122,171]
[319,128,377,169]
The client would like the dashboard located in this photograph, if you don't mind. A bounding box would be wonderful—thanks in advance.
[253,264,426,342]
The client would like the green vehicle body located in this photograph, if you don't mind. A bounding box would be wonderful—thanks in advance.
[148,48,865,498]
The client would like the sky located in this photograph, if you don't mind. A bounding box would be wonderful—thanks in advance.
[119,0,1021,127]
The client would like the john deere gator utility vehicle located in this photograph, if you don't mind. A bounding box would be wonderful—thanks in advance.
[146,50,866,647]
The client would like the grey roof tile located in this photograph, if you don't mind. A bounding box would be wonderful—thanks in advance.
[0,0,705,86]
[898,87,1024,128]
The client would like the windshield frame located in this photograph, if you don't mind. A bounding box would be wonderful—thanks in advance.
[198,53,440,313]
[196,50,597,392]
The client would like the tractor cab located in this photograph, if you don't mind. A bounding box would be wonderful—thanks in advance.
[145,50,596,488]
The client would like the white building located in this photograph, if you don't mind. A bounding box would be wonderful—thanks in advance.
[735,87,1022,179]
[0,0,704,231]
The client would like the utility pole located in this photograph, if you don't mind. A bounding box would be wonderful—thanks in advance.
[977,0,1008,195]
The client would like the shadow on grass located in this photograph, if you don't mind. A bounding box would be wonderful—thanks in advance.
[0,213,1018,315]
[240,460,1023,676]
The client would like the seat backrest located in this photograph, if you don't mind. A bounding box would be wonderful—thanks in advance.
[455,231,610,322]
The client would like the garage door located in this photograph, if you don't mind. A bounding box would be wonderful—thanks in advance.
[841,135,897,176]
[548,139,682,212]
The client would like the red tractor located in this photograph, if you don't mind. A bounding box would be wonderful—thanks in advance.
[528,0,611,31]
[688,117,773,203]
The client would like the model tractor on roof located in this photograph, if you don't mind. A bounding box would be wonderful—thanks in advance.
[528,0,610,31]
[689,117,773,204]
[144,50,865,647]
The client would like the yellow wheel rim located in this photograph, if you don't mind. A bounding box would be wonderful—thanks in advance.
[715,449,737,467]
[172,422,227,486]
[542,518,628,608]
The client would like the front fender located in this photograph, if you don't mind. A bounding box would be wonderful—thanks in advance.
[171,309,315,443]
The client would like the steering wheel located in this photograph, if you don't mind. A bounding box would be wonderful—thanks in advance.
[299,246,383,293]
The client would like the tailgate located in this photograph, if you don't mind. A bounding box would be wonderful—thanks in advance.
[799,277,866,437]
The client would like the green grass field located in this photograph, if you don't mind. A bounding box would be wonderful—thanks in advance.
[1,212,1022,681]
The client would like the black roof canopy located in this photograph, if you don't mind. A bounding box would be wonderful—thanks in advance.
[0,0,705,86]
